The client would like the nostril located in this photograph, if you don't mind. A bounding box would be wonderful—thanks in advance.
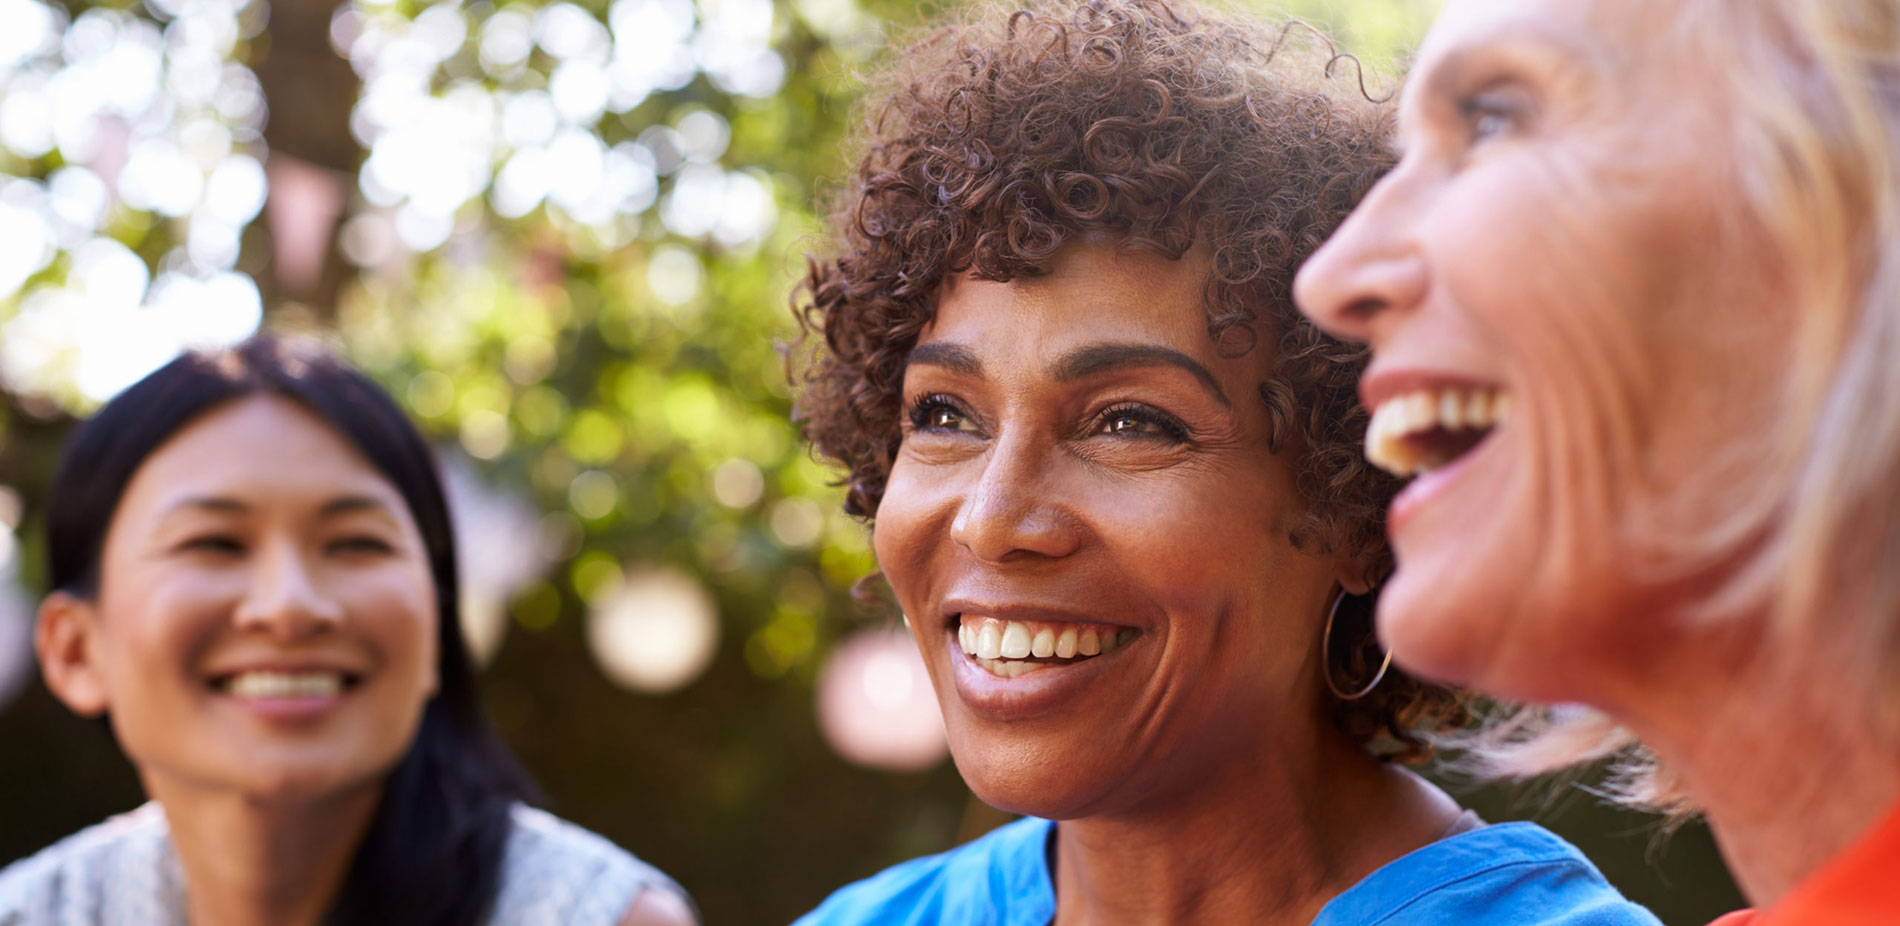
[1342,295,1389,323]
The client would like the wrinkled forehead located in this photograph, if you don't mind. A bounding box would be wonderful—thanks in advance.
[1416,0,1682,73]
[1404,0,1704,130]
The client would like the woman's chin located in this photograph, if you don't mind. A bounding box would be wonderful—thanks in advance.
[1376,560,1504,688]
[948,742,1116,821]
[1379,553,1618,706]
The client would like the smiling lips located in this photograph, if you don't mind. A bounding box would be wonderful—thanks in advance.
[215,670,357,699]
[956,615,1131,678]
[1365,385,1513,478]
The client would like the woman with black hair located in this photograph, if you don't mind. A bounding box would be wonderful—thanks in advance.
[0,336,694,926]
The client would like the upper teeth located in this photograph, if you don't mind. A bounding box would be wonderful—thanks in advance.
[957,616,1127,677]
[1365,386,1512,477]
[226,671,343,698]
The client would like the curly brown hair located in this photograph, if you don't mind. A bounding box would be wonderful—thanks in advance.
[792,0,1468,760]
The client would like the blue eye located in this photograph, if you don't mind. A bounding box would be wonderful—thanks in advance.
[1458,86,1530,145]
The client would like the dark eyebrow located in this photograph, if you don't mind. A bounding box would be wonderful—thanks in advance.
[1054,343,1230,408]
[319,496,394,519]
[162,496,249,516]
[159,495,395,519]
[904,342,983,377]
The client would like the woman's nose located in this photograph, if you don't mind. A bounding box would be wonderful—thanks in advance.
[948,434,1082,564]
[1293,171,1430,347]
[233,542,344,638]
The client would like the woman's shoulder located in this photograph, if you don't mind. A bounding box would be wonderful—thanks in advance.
[794,816,1056,926]
[486,803,691,925]
[1317,821,1663,926]
[0,803,185,925]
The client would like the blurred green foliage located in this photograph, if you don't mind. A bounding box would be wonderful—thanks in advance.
[0,0,1748,923]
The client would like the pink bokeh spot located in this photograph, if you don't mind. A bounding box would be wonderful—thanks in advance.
[815,627,949,773]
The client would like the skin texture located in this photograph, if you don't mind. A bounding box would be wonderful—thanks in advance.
[36,395,439,926]
[876,242,1458,925]
[1294,0,1900,905]
[36,393,698,926]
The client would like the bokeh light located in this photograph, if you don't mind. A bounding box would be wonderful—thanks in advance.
[586,565,720,693]
[0,0,267,410]
[815,627,948,773]
[443,457,551,665]
[335,0,779,259]
[0,487,31,712]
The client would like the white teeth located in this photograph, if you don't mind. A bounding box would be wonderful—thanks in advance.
[976,623,1003,660]
[975,657,1051,678]
[1365,385,1513,478]
[1439,391,1464,431]
[999,623,1033,659]
[1464,390,1490,425]
[226,671,343,699]
[955,617,1131,676]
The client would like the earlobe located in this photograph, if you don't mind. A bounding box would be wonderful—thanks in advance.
[36,592,111,717]
[1332,555,1380,597]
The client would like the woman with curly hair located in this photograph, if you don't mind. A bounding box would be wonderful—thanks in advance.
[790,2,1658,923]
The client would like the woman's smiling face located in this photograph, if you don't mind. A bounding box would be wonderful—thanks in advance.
[874,242,1353,818]
[47,394,440,802]
[1293,0,1798,702]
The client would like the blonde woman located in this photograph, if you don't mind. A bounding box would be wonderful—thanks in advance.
[1295,1,1900,923]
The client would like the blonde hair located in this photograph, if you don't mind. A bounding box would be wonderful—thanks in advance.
[1460,0,1900,813]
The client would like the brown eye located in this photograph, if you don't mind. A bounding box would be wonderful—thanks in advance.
[181,535,245,555]
[1095,403,1189,442]
[907,393,979,435]
[328,536,394,556]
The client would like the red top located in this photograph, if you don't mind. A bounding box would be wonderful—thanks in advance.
[1708,799,1900,925]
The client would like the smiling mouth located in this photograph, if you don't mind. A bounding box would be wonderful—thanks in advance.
[954,615,1132,678]
[211,670,362,698]
[1365,385,1513,478]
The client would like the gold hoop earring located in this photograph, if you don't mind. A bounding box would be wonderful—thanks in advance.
[1322,589,1392,701]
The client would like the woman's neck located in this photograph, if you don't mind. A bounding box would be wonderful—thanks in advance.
[145,776,383,926]
[1611,631,1900,906]
[1049,725,1459,926]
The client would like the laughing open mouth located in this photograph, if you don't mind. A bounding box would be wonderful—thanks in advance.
[1364,386,1512,477]
[954,615,1132,678]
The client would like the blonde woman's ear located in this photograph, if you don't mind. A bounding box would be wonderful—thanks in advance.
[36,591,111,717]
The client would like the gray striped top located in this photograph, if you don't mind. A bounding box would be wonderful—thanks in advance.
[0,802,686,925]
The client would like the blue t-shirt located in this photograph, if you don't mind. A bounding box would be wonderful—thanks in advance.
[796,817,1661,926]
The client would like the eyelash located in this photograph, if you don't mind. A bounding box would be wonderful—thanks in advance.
[181,535,244,555]
[176,535,394,556]
[1458,89,1527,144]
[1094,402,1191,442]
[329,536,394,555]
[903,393,1190,443]
[907,393,979,434]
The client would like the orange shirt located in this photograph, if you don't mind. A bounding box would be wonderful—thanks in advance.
[1708,799,1900,925]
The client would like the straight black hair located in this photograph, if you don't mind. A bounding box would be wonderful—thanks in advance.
[44,335,537,926]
